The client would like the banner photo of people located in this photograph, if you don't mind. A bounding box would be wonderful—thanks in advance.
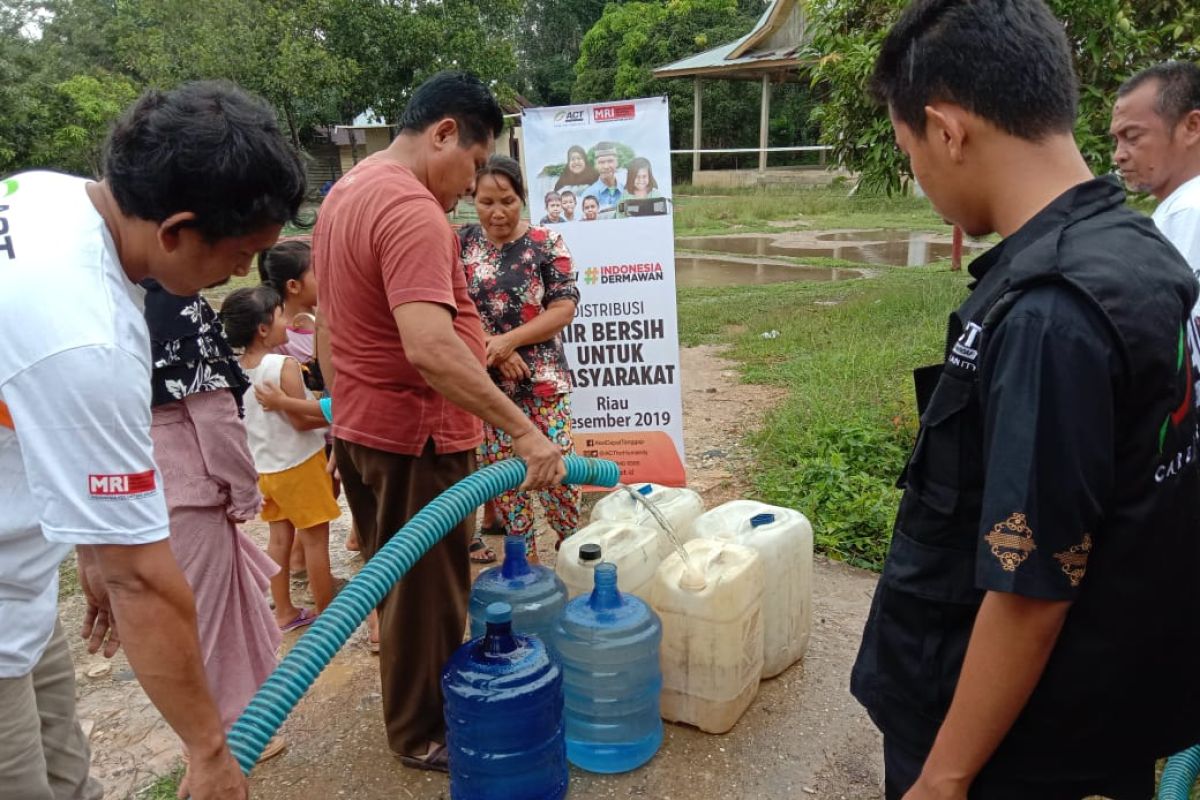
[521,96,685,485]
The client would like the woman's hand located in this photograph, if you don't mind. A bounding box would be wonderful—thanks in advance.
[496,352,532,382]
[486,333,517,366]
[254,382,287,411]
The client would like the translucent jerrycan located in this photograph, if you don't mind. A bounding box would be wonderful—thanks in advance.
[551,563,663,773]
[650,538,764,734]
[590,483,704,558]
[469,535,568,644]
[692,500,814,678]
[442,602,568,800]
[557,520,661,601]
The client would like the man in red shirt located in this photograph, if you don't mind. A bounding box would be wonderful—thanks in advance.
[313,71,565,771]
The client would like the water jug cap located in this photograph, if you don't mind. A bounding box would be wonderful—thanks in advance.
[485,602,512,625]
[579,543,603,562]
[679,564,708,591]
[637,484,653,496]
[749,513,776,528]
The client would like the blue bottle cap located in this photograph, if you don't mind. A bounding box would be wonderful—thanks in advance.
[637,484,653,496]
[749,513,776,528]
[486,602,512,624]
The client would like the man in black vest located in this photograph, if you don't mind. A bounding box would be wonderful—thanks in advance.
[850,2,1200,799]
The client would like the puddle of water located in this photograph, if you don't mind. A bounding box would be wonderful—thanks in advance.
[675,255,859,288]
[676,230,988,268]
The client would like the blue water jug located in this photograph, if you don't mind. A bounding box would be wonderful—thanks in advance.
[442,602,568,800]
[469,535,568,644]
[551,562,663,773]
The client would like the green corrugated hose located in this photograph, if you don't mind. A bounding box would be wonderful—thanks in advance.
[225,455,620,774]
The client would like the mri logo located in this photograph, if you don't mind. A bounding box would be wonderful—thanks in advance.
[584,267,599,285]
[1,179,17,198]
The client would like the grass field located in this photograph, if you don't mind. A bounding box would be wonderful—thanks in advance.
[672,183,947,236]
[677,263,969,569]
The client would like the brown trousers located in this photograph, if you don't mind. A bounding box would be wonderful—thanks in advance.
[334,437,473,757]
[0,620,103,800]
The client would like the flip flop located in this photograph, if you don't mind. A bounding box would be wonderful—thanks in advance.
[397,742,449,773]
[279,608,316,633]
[256,735,287,764]
[183,735,286,766]
[469,534,496,564]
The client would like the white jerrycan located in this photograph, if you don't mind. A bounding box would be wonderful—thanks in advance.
[590,483,704,559]
[692,500,814,678]
[650,538,764,734]
[557,520,661,601]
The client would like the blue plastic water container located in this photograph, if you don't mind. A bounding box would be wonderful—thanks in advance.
[469,535,569,644]
[442,602,568,800]
[551,562,663,773]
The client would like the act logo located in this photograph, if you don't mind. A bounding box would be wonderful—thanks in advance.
[1,179,17,198]
[553,110,587,127]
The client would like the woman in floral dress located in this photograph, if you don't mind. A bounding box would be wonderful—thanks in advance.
[460,155,581,561]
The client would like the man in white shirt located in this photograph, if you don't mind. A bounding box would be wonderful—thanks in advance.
[1111,62,1200,270]
[0,81,304,799]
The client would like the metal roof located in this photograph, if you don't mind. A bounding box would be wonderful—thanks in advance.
[652,0,813,80]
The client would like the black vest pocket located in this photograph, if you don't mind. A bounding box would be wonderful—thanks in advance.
[906,372,979,517]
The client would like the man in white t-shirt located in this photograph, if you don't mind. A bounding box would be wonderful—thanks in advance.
[0,82,304,799]
[1111,62,1200,271]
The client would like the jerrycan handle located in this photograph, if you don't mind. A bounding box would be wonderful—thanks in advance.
[500,535,532,579]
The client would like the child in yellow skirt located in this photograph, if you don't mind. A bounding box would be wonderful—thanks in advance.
[221,285,340,632]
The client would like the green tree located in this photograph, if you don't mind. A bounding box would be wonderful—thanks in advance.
[113,0,358,149]
[29,73,139,175]
[0,0,135,175]
[515,0,610,105]
[321,0,520,124]
[807,0,1200,193]
[573,0,817,176]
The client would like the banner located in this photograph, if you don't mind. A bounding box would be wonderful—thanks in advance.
[521,97,686,486]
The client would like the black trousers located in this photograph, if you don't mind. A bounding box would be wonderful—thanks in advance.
[883,738,1155,800]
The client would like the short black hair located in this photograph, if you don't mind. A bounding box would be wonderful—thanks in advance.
[258,239,311,296]
[1119,62,1200,128]
[582,195,599,207]
[560,190,576,200]
[220,285,282,349]
[475,155,527,203]
[104,81,306,242]
[398,71,503,147]
[872,0,1078,140]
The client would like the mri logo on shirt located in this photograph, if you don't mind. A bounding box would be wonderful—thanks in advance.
[89,470,157,498]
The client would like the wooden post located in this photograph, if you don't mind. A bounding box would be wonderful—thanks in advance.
[759,74,772,175]
[952,225,963,271]
[692,77,703,182]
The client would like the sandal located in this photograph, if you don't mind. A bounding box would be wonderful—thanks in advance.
[184,735,286,766]
[279,607,316,633]
[469,534,496,564]
[397,742,449,773]
[478,523,506,538]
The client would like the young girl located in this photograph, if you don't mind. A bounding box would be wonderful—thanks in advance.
[221,285,340,632]
[259,238,320,374]
[259,240,329,572]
